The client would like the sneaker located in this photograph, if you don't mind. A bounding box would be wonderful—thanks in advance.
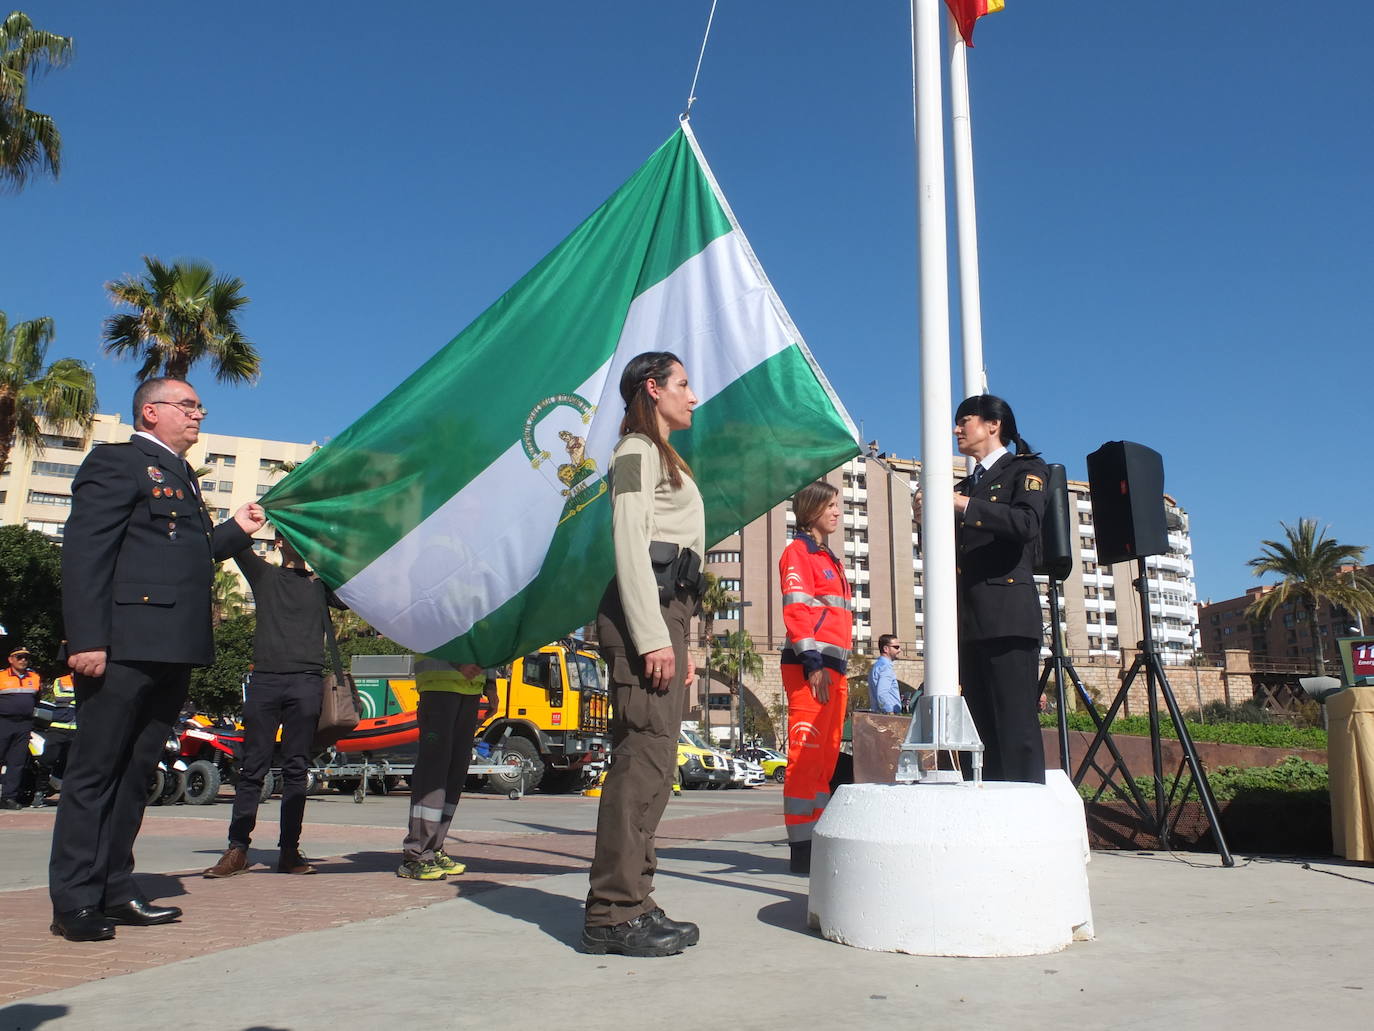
[580,913,687,957]
[203,845,249,878]
[646,907,699,947]
[277,848,317,875]
[433,849,466,875]
[396,858,447,881]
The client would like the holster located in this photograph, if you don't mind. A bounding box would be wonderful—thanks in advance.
[649,541,704,604]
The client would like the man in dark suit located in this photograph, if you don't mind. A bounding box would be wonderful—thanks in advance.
[49,377,265,942]
[943,394,1049,783]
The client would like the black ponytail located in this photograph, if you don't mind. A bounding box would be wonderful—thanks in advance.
[955,394,1038,456]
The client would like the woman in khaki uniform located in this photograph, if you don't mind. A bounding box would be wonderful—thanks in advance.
[583,351,705,959]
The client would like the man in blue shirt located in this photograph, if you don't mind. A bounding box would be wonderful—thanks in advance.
[868,635,902,714]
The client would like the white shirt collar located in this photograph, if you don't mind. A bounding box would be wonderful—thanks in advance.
[133,430,185,459]
[978,446,1008,473]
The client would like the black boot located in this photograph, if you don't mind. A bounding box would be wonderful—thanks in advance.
[789,841,811,874]
[646,907,700,947]
[580,913,687,957]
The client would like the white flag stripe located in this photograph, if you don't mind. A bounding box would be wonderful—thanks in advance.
[335,233,792,651]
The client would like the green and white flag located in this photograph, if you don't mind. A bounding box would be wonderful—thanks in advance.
[262,123,859,665]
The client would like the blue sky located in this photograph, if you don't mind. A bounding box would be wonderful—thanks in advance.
[6,2,1372,604]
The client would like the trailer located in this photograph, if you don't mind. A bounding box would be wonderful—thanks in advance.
[312,726,538,802]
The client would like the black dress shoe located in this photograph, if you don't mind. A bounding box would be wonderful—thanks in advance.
[580,913,686,957]
[51,907,115,942]
[646,907,700,947]
[103,898,183,926]
[0,798,23,810]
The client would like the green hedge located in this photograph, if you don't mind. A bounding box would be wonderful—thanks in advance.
[1040,711,1327,750]
[1082,756,1329,804]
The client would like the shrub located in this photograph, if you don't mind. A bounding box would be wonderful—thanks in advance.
[1041,710,1327,749]
[1080,756,1329,803]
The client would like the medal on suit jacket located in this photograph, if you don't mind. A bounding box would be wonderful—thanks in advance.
[147,466,165,483]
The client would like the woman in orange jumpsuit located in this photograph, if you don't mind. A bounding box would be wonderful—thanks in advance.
[778,480,852,874]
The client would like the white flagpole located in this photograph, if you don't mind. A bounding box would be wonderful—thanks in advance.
[912,0,958,700]
[948,10,987,439]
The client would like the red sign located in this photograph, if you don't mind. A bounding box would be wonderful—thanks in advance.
[1353,643,1374,678]
[551,712,562,725]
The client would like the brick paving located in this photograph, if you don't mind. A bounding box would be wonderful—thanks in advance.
[0,803,780,1003]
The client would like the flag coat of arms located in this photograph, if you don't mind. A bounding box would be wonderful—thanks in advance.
[262,122,859,665]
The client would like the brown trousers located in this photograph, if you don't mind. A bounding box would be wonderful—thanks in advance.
[586,585,693,927]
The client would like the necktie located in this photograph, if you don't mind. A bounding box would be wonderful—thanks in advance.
[972,464,985,489]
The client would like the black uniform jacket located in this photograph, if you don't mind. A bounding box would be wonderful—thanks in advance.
[61,435,252,667]
[955,451,1049,643]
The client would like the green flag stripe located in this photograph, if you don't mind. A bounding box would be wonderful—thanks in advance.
[263,129,730,581]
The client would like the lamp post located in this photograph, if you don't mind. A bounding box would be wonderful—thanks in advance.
[735,601,753,751]
[1351,566,1366,636]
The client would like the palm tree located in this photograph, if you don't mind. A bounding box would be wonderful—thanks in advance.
[1246,519,1374,674]
[0,11,72,192]
[102,257,261,384]
[212,567,248,626]
[0,311,96,475]
[696,573,737,733]
[711,629,764,749]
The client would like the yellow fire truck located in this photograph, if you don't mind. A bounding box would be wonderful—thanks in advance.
[481,641,610,793]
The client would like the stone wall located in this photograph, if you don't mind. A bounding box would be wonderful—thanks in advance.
[693,645,1265,744]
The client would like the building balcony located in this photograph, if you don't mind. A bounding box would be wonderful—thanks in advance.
[843,486,868,503]
[852,568,870,585]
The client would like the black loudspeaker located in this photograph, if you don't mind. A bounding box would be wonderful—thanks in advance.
[1086,441,1168,564]
[1035,463,1074,581]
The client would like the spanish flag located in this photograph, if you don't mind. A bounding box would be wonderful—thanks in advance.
[944,0,1005,46]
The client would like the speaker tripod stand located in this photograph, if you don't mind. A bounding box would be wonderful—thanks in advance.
[1059,559,1234,866]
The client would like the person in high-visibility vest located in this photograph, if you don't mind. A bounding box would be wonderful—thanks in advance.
[31,674,79,806]
[396,658,497,881]
[779,482,852,874]
[1,647,41,809]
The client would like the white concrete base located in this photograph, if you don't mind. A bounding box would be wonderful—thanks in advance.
[809,774,1095,956]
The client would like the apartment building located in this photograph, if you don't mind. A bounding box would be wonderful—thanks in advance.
[1197,564,1372,667]
[0,413,318,585]
[704,454,1200,665]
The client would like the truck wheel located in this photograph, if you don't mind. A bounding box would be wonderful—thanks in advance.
[333,778,360,796]
[184,759,222,805]
[484,736,544,795]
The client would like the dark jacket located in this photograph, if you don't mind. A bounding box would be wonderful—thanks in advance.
[234,548,346,673]
[61,435,251,666]
[955,451,1049,642]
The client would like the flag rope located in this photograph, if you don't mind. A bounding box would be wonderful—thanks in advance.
[682,0,720,118]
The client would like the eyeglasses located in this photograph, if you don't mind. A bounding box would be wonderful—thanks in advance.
[888,644,902,651]
[152,399,208,416]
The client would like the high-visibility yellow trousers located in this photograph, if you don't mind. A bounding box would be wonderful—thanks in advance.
[782,665,847,846]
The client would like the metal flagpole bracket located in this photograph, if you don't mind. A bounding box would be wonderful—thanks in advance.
[896,692,984,784]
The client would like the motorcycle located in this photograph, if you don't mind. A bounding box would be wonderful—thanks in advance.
[17,699,74,808]
[146,729,189,805]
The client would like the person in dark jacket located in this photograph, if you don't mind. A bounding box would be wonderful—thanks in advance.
[49,378,264,942]
[203,533,347,879]
[935,394,1049,783]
